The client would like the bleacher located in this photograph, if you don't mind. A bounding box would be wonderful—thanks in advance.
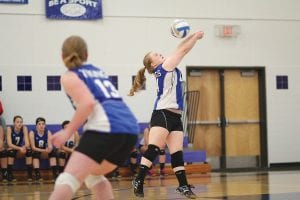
[9,123,211,179]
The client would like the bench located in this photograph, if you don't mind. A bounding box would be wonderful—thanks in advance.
[11,124,207,169]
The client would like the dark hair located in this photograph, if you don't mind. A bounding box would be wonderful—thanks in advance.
[36,117,46,125]
[61,120,70,128]
[13,115,23,122]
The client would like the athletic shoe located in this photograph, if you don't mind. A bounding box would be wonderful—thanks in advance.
[111,170,121,179]
[2,177,8,183]
[27,170,33,182]
[35,173,43,182]
[132,179,144,197]
[2,171,9,183]
[8,173,16,182]
[175,185,197,199]
[27,174,33,182]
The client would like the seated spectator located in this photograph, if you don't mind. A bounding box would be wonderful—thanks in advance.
[139,126,166,176]
[57,120,80,174]
[112,146,139,178]
[6,115,33,182]
[129,147,139,175]
[0,99,8,182]
[0,124,8,182]
[0,99,2,116]
[29,117,58,181]
[0,99,7,137]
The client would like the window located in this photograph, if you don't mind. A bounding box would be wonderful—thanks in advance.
[0,76,2,91]
[132,75,146,90]
[109,75,118,90]
[17,75,32,91]
[47,76,61,91]
[276,75,288,89]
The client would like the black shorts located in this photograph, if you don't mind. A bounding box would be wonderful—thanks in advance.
[75,131,138,166]
[33,149,57,158]
[10,149,18,157]
[150,109,183,132]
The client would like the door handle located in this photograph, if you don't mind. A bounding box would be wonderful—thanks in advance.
[190,119,221,126]
[226,119,260,124]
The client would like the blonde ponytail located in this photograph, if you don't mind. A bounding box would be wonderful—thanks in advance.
[128,67,147,96]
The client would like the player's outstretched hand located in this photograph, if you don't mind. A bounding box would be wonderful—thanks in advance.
[193,30,204,39]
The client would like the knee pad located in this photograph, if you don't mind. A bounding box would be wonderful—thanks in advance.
[0,150,7,158]
[32,151,41,159]
[55,172,81,194]
[159,149,165,155]
[7,149,17,158]
[59,152,66,159]
[67,141,75,148]
[49,150,57,158]
[130,150,138,159]
[25,149,32,157]
[171,151,184,168]
[84,174,107,189]
[143,144,160,162]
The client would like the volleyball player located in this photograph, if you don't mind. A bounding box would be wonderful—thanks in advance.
[6,115,33,181]
[57,120,80,174]
[29,117,58,181]
[0,124,8,182]
[129,30,204,199]
[49,35,139,200]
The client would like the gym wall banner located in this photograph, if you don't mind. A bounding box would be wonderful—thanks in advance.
[46,0,102,20]
[0,0,28,3]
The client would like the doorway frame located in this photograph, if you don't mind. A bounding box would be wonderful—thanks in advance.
[186,66,268,170]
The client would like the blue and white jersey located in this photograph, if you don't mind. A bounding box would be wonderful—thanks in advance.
[153,64,184,110]
[33,129,48,149]
[70,64,139,135]
[11,126,24,147]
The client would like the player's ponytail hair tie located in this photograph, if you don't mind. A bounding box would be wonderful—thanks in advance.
[63,52,83,69]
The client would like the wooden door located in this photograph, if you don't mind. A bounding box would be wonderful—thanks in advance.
[187,69,221,156]
[224,70,260,167]
[187,68,264,169]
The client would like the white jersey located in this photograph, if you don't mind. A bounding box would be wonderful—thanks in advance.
[153,64,184,110]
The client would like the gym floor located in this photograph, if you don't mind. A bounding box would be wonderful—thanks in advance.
[1,170,300,199]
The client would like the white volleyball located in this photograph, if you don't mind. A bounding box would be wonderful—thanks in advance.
[170,19,190,38]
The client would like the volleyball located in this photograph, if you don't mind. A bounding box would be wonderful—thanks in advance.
[170,19,190,38]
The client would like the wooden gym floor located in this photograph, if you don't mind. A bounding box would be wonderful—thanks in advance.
[1,168,300,200]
